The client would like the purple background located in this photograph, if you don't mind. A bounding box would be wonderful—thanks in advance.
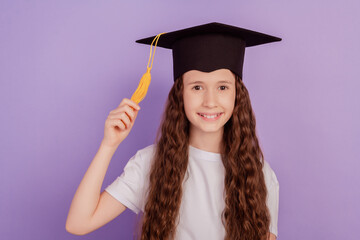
[1,0,359,239]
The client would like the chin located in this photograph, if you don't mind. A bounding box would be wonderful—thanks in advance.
[198,125,224,133]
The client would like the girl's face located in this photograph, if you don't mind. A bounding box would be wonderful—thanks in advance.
[183,68,236,136]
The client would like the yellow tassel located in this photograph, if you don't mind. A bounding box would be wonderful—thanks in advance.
[131,68,151,104]
[130,32,166,105]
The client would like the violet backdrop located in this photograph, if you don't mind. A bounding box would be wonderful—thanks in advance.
[1,0,359,239]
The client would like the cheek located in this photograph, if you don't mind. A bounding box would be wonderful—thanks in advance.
[184,91,198,108]
[229,90,236,109]
[183,92,193,115]
[222,93,235,108]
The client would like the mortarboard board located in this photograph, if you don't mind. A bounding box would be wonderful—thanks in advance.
[131,22,281,104]
[136,22,281,80]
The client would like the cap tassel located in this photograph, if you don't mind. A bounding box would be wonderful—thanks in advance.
[131,32,166,104]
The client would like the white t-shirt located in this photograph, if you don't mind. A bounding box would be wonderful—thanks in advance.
[105,144,279,239]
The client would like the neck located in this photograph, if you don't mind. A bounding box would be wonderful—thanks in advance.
[189,126,223,154]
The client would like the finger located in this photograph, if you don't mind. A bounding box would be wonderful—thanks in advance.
[123,105,136,122]
[111,103,137,114]
[124,98,141,111]
[118,112,131,128]
[110,106,125,115]
[110,118,126,130]
[109,110,132,124]
[110,105,136,121]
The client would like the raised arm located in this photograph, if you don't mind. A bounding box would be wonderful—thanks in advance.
[65,143,127,235]
[65,99,140,235]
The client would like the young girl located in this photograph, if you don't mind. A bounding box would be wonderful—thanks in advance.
[66,22,281,240]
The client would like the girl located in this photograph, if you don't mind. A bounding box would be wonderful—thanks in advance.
[66,22,281,240]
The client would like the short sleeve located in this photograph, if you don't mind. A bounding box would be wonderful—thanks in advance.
[104,146,154,214]
[263,161,280,238]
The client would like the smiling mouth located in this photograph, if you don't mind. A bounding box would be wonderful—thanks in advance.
[197,112,223,119]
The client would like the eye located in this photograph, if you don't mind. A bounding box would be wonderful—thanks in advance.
[192,85,202,90]
[219,86,229,90]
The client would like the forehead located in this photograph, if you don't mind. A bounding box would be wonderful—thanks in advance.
[183,69,235,84]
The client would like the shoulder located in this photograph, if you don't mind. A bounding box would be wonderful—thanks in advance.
[119,144,157,184]
[262,160,279,189]
[128,144,157,169]
[136,143,157,159]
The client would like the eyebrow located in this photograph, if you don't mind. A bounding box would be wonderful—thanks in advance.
[188,80,233,85]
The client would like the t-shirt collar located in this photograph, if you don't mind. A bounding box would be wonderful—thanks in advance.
[189,145,222,162]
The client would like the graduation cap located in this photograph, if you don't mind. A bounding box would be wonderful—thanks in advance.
[130,22,281,104]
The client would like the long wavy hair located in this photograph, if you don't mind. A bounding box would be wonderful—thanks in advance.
[134,73,270,240]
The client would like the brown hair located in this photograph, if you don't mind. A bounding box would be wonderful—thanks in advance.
[135,74,270,240]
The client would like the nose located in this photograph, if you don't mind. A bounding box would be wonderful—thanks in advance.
[202,89,217,108]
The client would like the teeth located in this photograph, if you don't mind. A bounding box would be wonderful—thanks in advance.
[200,113,221,119]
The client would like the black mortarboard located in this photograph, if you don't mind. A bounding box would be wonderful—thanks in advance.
[135,22,282,81]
